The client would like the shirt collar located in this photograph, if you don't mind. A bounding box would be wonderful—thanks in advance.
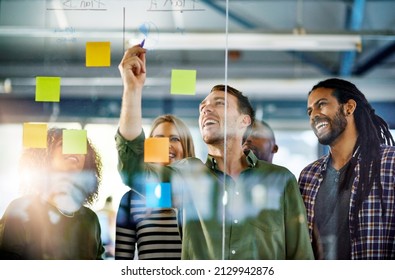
[205,150,257,171]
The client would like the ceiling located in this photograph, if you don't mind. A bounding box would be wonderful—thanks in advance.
[0,0,395,124]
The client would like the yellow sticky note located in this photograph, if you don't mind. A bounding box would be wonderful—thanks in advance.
[170,69,196,95]
[144,138,169,163]
[62,129,87,154]
[35,77,61,102]
[86,42,111,67]
[23,123,48,148]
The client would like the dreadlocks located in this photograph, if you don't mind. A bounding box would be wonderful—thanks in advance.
[309,78,395,236]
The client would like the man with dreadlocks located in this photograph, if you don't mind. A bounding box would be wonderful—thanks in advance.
[299,78,395,260]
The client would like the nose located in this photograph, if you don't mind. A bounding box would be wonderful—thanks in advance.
[201,103,213,115]
[309,108,320,122]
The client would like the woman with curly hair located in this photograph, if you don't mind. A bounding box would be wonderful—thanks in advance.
[0,127,105,259]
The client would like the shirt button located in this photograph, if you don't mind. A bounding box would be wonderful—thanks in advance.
[235,191,239,195]
[231,250,236,254]
[234,219,238,224]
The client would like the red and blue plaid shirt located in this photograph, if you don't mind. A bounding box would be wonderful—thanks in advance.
[298,145,395,259]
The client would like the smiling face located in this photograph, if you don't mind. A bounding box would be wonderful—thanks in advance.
[47,139,92,214]
[307,87,348,146]
[151,121,185,165]
[50,141,86,172]
[199,90,246,145]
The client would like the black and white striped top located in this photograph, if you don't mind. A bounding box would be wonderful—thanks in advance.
[115,190,182,260]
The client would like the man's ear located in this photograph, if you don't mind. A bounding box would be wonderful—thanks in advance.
[242,115,252,127]
[345,99,357,116]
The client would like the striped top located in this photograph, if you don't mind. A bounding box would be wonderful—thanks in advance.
[115,190,182,260]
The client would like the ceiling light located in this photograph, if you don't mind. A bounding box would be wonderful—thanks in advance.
[128,33,362,52]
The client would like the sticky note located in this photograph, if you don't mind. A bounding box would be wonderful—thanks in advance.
[23,123,48,148]
[62,129,87,154]
[170,69,196,95]
[35,77,61,102]
[145,182,172,208]
[86,42,111,67]
[144,137,169,163]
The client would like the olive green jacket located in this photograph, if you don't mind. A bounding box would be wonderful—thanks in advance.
[116,130,314,260]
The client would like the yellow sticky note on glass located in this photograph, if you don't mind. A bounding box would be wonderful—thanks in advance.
[144,138,169,163]
[23,123,48,148]
[170,69,196,95]
[86,42,111,67]
[35,77,61,102]
[62,129,87,154]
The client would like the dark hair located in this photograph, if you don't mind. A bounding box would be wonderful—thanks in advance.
[309,78,394,236]
[242,119,275,143]
[210,84,255,131]
[19,127,102,206]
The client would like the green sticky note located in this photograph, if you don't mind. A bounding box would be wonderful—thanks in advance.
[35,77,61,102]
[170,69,196,95]
[62,129,87,154]
[86,42,111,67]
[23,123,48,148]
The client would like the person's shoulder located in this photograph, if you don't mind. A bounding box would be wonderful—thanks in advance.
[257,160,288,173]
[119,189,144,205]
[380,145,395,156]
[254,160,297,180]
[170,157,205,170]
[77,206,103,221]
[301,155,328,172]
[2,195,40,218]
[7,195,40,208]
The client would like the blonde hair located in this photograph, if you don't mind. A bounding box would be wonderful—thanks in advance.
[149,114,195,158]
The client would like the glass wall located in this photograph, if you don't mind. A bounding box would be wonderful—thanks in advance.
[1,0,395,261]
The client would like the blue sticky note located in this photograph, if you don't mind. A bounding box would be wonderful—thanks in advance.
[145,182,172,208]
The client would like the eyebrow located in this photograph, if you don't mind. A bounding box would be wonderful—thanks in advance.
[200,96,225,105]
[307,97,328,112]
[152,134,179,138]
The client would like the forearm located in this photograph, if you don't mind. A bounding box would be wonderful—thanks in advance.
[116,130,146,193]
[118,45,146,141]
[119,88,143,141]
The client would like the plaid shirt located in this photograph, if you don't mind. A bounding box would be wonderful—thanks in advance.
[298,145,395,259]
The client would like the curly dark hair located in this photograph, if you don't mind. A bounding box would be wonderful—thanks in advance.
[19,127,102,206]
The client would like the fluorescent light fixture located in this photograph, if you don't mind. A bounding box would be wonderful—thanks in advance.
[129,33,362,52]
[0,26,361,51]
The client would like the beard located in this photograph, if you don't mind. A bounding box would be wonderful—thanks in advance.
[202,128,240,146]
[315,108,347,146]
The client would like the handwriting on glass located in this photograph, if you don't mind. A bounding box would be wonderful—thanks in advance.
[62,0,106,10]
[148,0,204,12]
[54,27,77,43]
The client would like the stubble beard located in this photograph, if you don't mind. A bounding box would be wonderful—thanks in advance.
[317,109,348,146]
